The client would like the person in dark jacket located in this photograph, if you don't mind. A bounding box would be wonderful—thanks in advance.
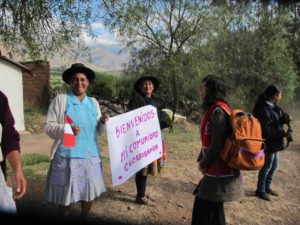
[253,84,291,201]
[192,75,243,225]
[0,90,27,213]
[127,76,171,205]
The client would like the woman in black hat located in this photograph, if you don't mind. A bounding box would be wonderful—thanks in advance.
[127,76,172,204]
[44,63,108,220]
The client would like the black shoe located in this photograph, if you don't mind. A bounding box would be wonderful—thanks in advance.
[255,191,271,201]
[266,189,279,196]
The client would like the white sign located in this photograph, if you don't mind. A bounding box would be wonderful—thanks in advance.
[106,105,162,186]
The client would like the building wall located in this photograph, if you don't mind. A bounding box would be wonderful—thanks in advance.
[0,60,25,131]
[22,61,50,108]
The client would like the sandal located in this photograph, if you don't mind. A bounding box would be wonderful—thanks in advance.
[136,195,149,205]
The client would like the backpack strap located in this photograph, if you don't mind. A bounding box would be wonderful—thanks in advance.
[215,101,231,115]
[200,101,231,141]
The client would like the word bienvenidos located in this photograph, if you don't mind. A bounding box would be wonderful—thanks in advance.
[115,109,155,138]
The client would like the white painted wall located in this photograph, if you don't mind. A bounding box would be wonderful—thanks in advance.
[0,60,25,131]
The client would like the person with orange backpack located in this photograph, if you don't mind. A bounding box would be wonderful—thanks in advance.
[253,85,292,201]
[191,75,244,225]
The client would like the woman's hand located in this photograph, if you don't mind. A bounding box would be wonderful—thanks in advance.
[71,125,80,135]
[12,167,27,200]
[6,150,27,200]
[100,113,110,123]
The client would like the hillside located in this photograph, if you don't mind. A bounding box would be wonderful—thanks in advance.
[48,43,129,73]
[0,42,129,74]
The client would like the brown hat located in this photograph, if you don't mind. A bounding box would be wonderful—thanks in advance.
[62,63,95,83]
[134,76,160,92]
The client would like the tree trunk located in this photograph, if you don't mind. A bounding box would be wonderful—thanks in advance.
[171,75,179,123]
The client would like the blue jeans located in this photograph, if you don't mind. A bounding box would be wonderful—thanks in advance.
[257,152,279,193]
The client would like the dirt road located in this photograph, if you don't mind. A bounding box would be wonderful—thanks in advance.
[17,122,300,225]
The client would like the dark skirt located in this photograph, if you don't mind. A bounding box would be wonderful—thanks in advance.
[192,197,225,225]
[195,171,244,202]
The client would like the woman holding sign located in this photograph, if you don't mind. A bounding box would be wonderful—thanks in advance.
[44,63,107,220]
[127,76,172,205]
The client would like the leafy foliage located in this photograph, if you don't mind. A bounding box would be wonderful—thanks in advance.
[88,72,135,101]
[0,0,97,59]
[102,1,298,114]
[102,0,224,117]
[2,1,300,117]
[201,3,297,109]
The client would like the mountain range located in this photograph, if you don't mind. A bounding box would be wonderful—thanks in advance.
[49,43,130,75]
[0,43,129,75]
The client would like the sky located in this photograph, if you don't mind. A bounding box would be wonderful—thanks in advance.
[81,19,123,48]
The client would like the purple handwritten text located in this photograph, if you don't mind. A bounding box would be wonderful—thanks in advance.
[124,144,159,171]
[115,109,155,138]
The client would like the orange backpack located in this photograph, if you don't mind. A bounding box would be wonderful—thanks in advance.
[220,110,265,170]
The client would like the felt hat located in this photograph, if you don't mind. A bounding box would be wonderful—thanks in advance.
[134,76,160,92]
[62,63,95,83]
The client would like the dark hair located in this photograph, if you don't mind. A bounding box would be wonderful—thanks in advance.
[134,76,160,95]
[253,84,281,113]
[201,75,227,109]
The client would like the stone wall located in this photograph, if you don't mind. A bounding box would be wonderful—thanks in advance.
[22,61,50,108]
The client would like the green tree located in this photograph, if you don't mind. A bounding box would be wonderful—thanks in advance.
[194,1,297,109]
[101,0,224,119]
[283,2,300,100]
[89,72,118,99]
[0,0,97,59]
[88,72,136,113]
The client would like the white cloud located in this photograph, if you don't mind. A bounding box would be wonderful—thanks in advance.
[79,22,122,46]
[82,32,119,46]
[91,22,105,30]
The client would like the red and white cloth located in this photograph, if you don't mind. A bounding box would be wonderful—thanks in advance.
[63,115,76,147]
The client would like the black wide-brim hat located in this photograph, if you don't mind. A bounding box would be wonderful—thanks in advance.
[62,63,96,83]
[134,76,160,92]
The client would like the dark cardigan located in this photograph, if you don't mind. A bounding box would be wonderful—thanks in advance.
[0,91,20,178]
[127,92,171,129]
[254,102,287,153]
